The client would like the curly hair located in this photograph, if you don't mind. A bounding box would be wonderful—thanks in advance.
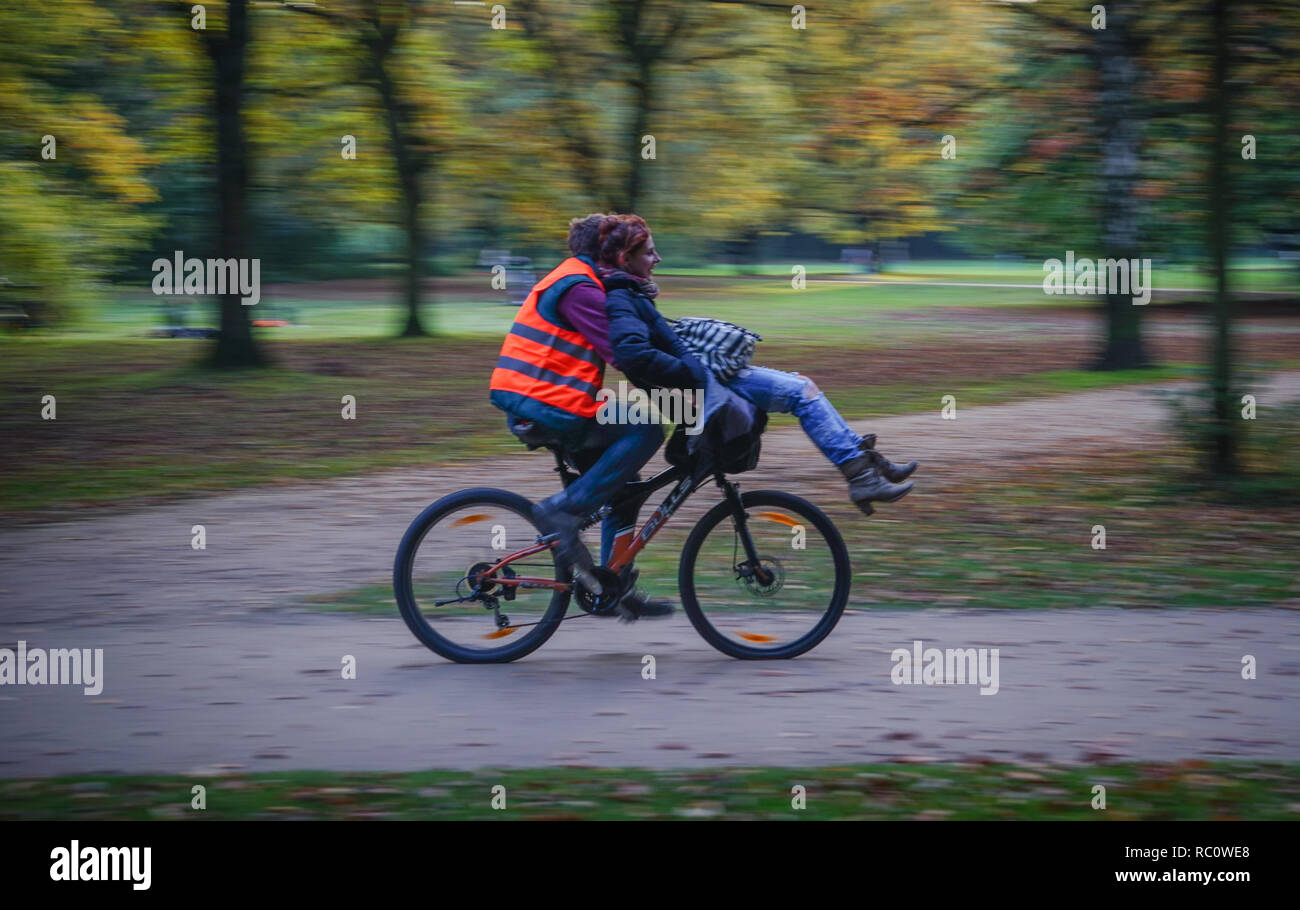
[596,213,651,269]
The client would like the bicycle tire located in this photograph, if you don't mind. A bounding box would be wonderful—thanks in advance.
[393,487,570,663]
[678,489,850,659]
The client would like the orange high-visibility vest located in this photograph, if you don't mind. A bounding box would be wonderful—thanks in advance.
[489,258,606,419]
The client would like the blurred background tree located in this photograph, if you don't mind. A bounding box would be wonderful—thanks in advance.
[981,0,1199,371]
[0,0,160,325]
[782,0,1011,254]
[0,0,1296,484]
[183,0,264,366]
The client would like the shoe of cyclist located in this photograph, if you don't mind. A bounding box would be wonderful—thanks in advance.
[837,453,913,516]
[857,436,919,483]
[615,588,675,622]
[609,567,673,621]
[531,500,602,596]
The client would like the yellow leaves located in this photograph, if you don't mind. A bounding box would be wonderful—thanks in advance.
[0,162,158,322]
[61,98,160,205]
[0,79,158,208]
[771,0,1010,244]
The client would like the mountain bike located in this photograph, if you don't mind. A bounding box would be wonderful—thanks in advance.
[393,424,851,663]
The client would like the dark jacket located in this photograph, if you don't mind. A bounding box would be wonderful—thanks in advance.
[603,273,708,392]
[604,270,764,470]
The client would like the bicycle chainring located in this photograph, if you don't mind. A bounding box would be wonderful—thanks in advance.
[574,566,624,615]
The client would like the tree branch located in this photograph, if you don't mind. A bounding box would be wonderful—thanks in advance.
[995,0,1097,45]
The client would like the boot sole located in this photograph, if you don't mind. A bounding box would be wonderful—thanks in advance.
[885,465,919,482]
[878,483,914,503]
[853,482,913,514]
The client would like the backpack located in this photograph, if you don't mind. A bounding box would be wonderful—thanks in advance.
[670,316,762,382]
[665,407,767,476]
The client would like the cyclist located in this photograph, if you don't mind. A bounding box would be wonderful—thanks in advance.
[489,215,675,619]
[597,213,918,515]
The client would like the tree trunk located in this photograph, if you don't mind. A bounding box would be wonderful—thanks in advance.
[1206,0,1237,476]
[516,0,608,210]
[207,0,264,368]
[399,185,426,338]
[621,67,654,213]
[1092,5,1152,370]
[372,38,430,338]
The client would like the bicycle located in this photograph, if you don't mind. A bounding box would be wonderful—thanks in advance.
[393,422,851,663]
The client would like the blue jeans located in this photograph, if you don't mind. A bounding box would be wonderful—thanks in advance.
[525,407,664,566]
[725,366,863,465]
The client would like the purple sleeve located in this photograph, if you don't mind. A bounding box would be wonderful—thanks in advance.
[557,282,618,368]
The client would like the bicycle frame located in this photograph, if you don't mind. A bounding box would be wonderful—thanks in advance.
[487,447,772,595]
[604,463,703,573]
[487,462,705,593]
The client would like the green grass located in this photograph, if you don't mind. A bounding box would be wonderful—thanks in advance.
[4,762,1296,820]
[835,406,1300,610]
[659,256,1299,291]
[10,281,1054,342]
[1,320,1227,516]
[858,257,1300,291]
[13,257,1297,343]
[4,265,1296,516]
[0,364,1202,516]
[794,364,1199,421]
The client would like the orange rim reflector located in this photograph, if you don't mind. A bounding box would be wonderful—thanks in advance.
[451,514,493,527]
[483,627,520,639]
[755,512,799,527]
[736,632,778,643]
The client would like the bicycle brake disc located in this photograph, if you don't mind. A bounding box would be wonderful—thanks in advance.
[738,557,785,597]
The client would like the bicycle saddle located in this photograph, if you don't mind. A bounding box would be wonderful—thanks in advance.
[507,417,563,451]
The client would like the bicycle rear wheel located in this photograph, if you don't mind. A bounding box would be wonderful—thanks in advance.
[679,489,850,659]
[394,488,569,663]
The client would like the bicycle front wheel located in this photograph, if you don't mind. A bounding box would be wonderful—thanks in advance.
[679,490,850,659]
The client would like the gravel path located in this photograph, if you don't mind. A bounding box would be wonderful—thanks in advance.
[2,374,1298,776]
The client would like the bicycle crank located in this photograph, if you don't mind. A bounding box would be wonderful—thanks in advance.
[574,566,624,615]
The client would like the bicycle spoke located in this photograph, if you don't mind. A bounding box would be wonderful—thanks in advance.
[396,493,569,661]
[681,490,849,659]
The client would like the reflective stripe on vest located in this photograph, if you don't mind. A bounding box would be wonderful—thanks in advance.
[506,321,602,367]
[489,258,605,419]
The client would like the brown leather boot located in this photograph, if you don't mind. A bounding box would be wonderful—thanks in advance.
[858,437,919,483]
[839,453,914,516]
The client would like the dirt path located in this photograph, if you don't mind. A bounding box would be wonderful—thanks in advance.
[2,375,1298,776]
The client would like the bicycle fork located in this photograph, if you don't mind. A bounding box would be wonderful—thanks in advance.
[718,477,775,587]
